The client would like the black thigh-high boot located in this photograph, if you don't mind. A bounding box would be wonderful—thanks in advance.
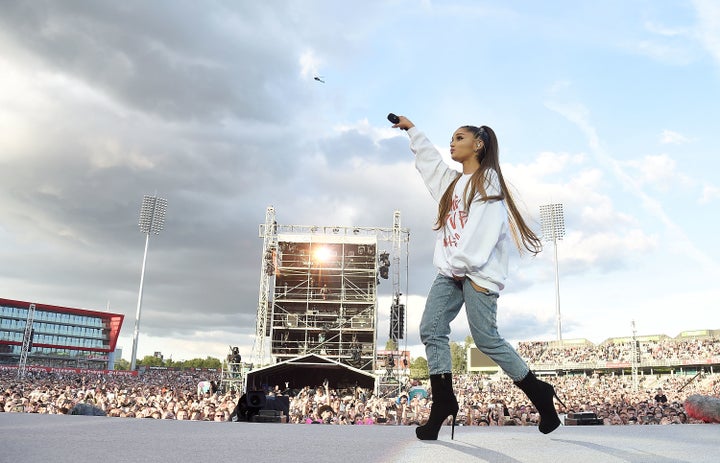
[416,373,459,440]
[514,371,565,434]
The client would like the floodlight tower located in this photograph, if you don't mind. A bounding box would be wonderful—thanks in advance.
[540,203,565,343]
[130,194,168,371]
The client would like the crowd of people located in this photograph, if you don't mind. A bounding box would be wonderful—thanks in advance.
[286,371,718,426]
[2,365,718,427]
[517,337,720,365]
[1,369,237,421]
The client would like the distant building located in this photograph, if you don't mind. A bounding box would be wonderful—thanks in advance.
[0,297,124,370]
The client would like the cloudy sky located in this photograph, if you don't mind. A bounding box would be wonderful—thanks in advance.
[1,0,719,364]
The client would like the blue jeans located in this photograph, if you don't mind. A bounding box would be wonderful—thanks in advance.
[420,274,530,381]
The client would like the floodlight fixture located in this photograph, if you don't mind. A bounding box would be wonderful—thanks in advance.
[138,195,168,235]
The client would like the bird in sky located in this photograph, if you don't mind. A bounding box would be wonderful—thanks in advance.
[314,75,325,83]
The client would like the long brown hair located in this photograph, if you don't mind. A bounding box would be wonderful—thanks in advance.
[434,125,542,255]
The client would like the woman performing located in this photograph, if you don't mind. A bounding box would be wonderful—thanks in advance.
[391,115,564,440]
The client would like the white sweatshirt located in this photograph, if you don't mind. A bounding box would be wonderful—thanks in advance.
[408,126,510,292]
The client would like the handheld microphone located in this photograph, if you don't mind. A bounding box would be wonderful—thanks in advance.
[388,113,407,130]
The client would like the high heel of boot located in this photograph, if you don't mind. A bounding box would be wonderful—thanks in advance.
[416,373,459,440]
[515,372,563,434]
[552,389,567,409]
[416,410,458,440]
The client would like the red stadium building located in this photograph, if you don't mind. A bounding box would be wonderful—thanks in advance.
[0,297,124,370]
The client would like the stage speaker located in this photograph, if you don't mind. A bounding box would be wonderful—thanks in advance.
[233,392,288,423]
[264,395,290,420]
[245,390,267,408]
[232,391,266,422]
[69,403,106,416]
[565,412,603,425]
[252,409,283,423]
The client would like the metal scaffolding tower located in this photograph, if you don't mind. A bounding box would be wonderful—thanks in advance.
[251,207,409,374]
[17,303,36,379]
[379,211,409,397]
[390,211,404,341]
[220,346,251,393]
[251,206,278,368]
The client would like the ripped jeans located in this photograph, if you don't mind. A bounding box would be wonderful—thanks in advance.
[419,274,530,381]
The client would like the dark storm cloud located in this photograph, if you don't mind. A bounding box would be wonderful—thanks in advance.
[0,0,315,123]
[0,0,560,359]
[0,0,415,360]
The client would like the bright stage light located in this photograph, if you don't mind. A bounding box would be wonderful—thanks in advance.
[313,246,333,263]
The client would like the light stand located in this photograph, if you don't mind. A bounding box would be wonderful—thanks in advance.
[540,203,565,342]
[130,194,168,371]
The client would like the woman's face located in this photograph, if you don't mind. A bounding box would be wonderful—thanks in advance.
[450,128,480,164]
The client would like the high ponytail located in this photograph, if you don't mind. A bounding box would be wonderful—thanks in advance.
[434,125,542,255]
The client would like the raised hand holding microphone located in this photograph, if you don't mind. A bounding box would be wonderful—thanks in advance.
[387,113,414,131]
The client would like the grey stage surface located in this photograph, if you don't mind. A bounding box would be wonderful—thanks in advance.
[1,413,717,463]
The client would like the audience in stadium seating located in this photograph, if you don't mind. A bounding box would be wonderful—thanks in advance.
[516,337,720,365]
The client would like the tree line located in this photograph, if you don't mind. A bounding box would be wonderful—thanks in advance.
[114,355,222,370]
[114,336,474,377]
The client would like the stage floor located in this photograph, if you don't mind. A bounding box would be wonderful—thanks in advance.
[2,413,715,463]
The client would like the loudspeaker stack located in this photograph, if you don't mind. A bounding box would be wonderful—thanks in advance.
[564,412,603,425]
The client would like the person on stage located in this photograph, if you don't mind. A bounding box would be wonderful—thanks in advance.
[391,115,564,440]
